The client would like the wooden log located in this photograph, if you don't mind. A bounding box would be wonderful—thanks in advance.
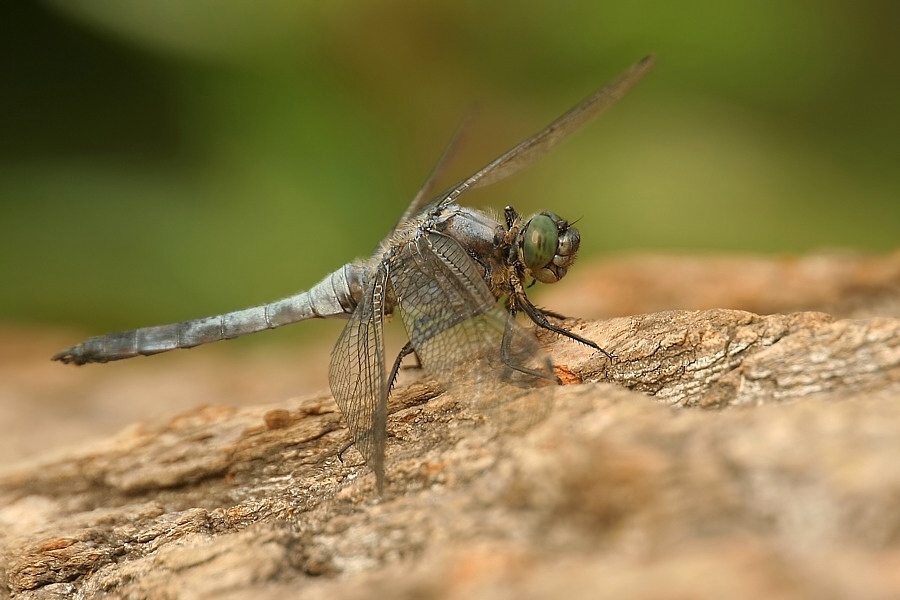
[1,252,898,598]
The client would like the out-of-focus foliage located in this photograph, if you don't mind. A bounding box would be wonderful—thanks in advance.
[1,1,897,335]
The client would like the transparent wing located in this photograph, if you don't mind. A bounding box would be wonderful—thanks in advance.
[328,266,389,493]
[433,55,655,211]
[391,232,556,403]
[392,111,473,234]
[381,56,653,255]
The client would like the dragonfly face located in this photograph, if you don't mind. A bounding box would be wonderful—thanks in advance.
[519,211,581,284]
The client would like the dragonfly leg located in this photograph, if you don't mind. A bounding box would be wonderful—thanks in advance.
[335,343,414,466]
[334,344,417,474]
[336,344,413,474]
[337,439,354,464]
[535,306,572,320]
[517,297,617,360]
[388,342,416,393]
[499,310,560,383]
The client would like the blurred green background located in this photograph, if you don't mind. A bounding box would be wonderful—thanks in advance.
[2,1,898,343]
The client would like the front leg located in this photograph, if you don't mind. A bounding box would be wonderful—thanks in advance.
[511,280,616,360]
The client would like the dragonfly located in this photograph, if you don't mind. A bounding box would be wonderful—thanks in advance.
[53,55,655,493]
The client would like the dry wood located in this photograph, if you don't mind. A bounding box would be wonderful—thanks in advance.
[1,251,899,599]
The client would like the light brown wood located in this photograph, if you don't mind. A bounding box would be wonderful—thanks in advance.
[2,251,899,598]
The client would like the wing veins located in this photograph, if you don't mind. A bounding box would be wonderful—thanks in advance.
[436,55,655,209]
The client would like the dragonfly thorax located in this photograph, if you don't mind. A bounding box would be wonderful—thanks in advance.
[519,211,580,284]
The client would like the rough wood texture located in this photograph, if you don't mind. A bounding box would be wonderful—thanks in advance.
[2,251,899,599]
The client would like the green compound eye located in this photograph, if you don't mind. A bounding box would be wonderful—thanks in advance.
[522,214,559,270]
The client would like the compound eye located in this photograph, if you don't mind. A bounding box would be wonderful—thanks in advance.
[522,214,559,271]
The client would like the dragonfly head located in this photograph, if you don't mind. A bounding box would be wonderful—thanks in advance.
[518,211,581,284]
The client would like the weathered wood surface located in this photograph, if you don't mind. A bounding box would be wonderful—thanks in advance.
[1,251,899,599]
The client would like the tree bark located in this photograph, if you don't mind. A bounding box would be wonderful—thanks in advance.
[1,251,899,599]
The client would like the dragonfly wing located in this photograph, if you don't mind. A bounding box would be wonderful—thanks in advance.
[391,232,556,397]
[393,112,473,232]
[437,55,655,208]
[381,56,654,247]
[329,265,389,493]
